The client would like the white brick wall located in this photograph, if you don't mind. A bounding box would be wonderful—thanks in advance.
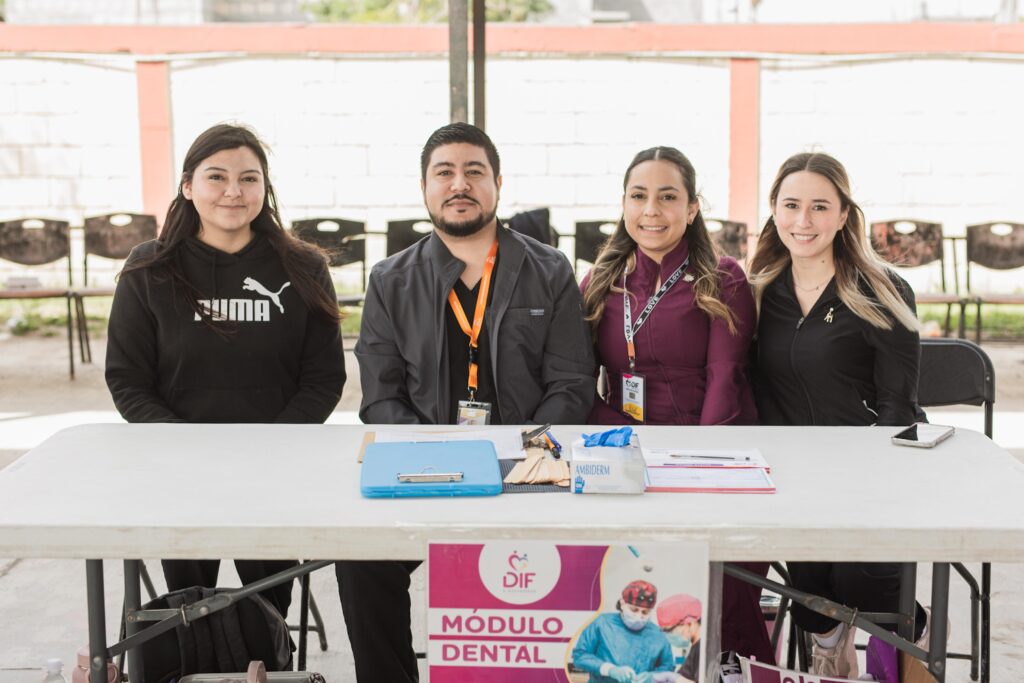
[1,52,1021,294]
[0,58,142,286]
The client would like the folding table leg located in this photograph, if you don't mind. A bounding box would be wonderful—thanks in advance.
[125,560,144,683]
[929,563,950,682]
[897,563,917,642]
[705,561,723,682]
[86,560,108,683]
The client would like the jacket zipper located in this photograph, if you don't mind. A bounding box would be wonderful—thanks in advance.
[790,315,817,425]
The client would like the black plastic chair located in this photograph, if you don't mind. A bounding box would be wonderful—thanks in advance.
[506,208,558,247]
[870,219,964,337]
[572,220,617,272]
[0,218,76,378]
[291,218,367,305]
[705,218,749,263]
[918,337,994,682]
[386,218,433,258]
[74,213,158,363]
[965,221,1024,344]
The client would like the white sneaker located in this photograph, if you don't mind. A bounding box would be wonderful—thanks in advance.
[812,623,859,678]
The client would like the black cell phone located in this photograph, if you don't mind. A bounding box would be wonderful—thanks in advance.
[891,422,955,448]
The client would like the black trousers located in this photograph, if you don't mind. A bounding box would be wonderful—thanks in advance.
[162,559,298,620]
[335,559,422,683]
[787,561,925,639]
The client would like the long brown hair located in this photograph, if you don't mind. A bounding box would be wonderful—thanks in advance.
[749,152,917,332]
[582,146,737,337]
[122,123,340,326]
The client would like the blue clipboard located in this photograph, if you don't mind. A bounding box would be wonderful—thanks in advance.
[361,440,502,498]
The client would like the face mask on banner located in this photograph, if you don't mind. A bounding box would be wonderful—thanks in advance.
[620,608,650,631]
[666,632,691,652]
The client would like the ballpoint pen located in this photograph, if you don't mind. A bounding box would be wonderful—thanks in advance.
[542,430,563,459]
[669,453,748,461]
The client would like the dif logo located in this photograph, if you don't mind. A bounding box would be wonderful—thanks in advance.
[478,541,561,605]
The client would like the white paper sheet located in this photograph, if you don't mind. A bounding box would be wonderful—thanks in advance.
[374,427,528,460]
[645,465,776,493]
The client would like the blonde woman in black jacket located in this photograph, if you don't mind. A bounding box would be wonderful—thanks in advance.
[749,152,925,678]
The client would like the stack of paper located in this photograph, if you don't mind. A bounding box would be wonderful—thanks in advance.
[642,448,775,494]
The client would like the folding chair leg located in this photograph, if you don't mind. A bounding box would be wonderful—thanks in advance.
[65,296,75,380]
[952,562,980,681]
[308,592,328,652]
[786,619,798,670]
[796,627,810,672]
[75,296,92,364]
[975,301,982,345]
[943,303,952,337]
[297,570,310,670]
[982,563,991,683]
[139,560,158,601]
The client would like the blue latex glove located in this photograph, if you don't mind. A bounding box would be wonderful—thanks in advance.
[605,664,636,683]
[634,674,655,683]
[582,426,633,447]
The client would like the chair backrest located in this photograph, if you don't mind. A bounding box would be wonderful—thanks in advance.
[869,219,953,295]
[870,220,944,267]
[0,218,72,286]
[966,220,1024,267]
[83,213,158,284]
[573,220,617,270]
[291,218,366,268]
[965,222,1024,294]
[705,218,748,262]
[918,338,994,438]
[506,208,558,247]
[386,218,433,257]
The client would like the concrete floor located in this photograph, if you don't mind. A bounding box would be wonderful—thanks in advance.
[1,333,1023,682]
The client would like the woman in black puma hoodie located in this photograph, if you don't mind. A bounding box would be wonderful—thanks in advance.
[105,123,346,620]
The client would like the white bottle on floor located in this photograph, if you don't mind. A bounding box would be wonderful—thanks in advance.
[42,659,68,683]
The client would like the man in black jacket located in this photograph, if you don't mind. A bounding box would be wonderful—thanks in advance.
[336,123,595,682]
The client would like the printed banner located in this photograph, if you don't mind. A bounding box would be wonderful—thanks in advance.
[428,540,708,682]
[741,657,862,683]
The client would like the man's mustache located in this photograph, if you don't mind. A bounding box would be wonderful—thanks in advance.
[444,194,479,207]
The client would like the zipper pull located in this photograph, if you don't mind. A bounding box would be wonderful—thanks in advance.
[825,307,834,324]
[796,316,805,330]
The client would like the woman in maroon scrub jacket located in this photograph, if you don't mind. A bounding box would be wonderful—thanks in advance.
[580,146,773,666]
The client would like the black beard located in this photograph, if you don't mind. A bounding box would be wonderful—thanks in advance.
[429,206,497,238]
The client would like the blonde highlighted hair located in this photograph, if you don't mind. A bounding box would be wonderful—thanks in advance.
[582,146,738,337]
[749,152,918,332]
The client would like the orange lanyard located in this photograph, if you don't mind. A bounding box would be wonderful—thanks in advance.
[447,239,499,398]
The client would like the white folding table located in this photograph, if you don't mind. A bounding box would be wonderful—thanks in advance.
[1,423,1022,682]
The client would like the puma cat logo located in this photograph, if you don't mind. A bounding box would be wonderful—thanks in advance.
[242,277,291,314]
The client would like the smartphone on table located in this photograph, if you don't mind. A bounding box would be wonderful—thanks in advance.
[891,422,955,448]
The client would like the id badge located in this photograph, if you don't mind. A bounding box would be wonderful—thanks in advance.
[621,372,645,423]
[457,400,492,425]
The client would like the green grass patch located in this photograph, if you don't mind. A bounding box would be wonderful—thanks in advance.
[917,302,1024,340]
[340,307,362,337]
